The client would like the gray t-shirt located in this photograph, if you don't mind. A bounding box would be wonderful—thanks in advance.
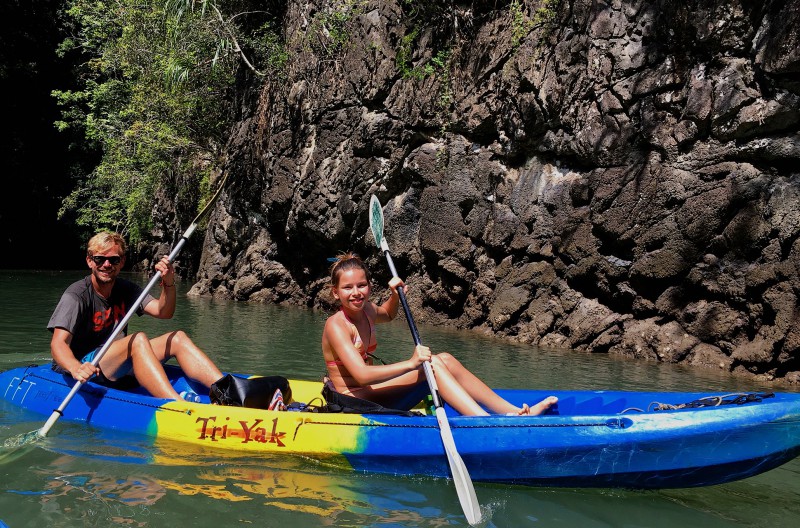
[47,276,155,359]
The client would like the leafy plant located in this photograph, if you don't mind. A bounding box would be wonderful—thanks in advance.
[510,0,534,49]
[395,27,453,132]
[431,50,453,133]
[532,0,562,29]
[53,0,282,243]
[509,0,563,49]
[306,0,366,58]
[396,28,422,79]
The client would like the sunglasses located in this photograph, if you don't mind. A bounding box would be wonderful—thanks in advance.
[90,255,122,266]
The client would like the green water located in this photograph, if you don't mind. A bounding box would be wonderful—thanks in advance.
[1,270,799,527]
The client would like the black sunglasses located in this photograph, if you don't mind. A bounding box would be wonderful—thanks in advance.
[90,255,122,266]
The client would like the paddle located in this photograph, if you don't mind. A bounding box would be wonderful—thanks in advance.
[36,173,230,438]
[368,195,481,525]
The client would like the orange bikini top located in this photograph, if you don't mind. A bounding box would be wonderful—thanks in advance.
[326,310,377,366]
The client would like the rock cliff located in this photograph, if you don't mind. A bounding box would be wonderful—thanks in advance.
[189,0,800,384]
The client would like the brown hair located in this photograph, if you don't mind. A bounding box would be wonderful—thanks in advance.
[329,252,371,286]
[87,231,127,257]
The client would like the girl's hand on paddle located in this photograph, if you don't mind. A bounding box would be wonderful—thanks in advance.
[411,344,432,367]
[72,362,99,383]
[388,277,406,295]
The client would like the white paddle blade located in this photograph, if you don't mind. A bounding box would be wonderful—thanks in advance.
[369,195,384,249]
[435,407,482,525]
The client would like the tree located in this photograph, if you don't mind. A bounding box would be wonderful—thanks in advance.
[53,0,286,243]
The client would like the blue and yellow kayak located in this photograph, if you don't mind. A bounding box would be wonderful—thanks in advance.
[2,363,800,488]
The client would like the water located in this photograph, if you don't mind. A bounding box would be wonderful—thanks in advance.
[1,270,799,527]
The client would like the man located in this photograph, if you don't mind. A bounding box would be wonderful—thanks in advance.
[48,231,223,399]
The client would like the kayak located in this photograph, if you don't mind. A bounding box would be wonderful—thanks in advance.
[2,363,800,488]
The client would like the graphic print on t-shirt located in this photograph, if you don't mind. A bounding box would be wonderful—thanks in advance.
[93,302,128,333]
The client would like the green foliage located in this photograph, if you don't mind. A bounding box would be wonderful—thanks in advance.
[532,0,562,28]
[246,22,290,75]
[510,0,534,49]
[396,28,421,79]
[395,27,452,133]
[306,0,366,58]
[54,0,284,243]
[397,31,450,81]
[431,50,453,132]
[509,0,563,49]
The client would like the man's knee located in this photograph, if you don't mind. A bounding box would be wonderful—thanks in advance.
[165,330,190,350]
[127,332,153,356]
[129,331,150,343]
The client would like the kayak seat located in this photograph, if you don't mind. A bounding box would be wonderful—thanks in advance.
[307,380,424,417]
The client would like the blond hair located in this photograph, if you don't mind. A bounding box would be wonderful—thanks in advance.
[87,231,127,257]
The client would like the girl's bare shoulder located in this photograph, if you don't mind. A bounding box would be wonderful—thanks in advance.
[324,310,348,331]
[324,310,338,322]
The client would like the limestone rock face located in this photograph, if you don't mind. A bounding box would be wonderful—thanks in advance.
[191,0,800,384]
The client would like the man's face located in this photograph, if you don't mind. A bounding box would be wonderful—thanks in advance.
[87,244,125,285]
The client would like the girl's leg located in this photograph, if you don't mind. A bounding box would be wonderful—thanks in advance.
[149,330,223,389]
[355,355,557,416]
[366,355,553,416]
[427,356,490,416]
[355,369,429,409]
[434,353,557,415]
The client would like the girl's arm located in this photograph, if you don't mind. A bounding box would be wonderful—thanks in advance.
[374,277,404,324]
[325,316,427,386]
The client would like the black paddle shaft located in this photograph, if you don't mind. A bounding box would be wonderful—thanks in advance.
[371,196,482,524]
[381,249,422,346]
[381,247,443,408]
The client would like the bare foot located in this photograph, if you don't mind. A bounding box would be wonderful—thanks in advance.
[516,396,558,416]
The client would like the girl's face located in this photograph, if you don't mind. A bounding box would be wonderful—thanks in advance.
[332,268,371,310]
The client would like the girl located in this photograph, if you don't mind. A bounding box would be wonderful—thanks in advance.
[321,253,558,416]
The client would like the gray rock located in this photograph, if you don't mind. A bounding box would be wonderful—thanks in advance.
[181,0,800,385]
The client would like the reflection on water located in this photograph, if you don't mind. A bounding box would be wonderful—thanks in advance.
[1,271,800,527]
[2,413,800,527]
[31,460,165,525]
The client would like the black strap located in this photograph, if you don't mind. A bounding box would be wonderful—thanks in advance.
[314,381,423,416]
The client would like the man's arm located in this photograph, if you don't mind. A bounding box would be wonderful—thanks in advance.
[51,327,98,382]
[142,255,176,319]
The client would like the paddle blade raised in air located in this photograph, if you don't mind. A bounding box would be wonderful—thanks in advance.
[369,195,384,249]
